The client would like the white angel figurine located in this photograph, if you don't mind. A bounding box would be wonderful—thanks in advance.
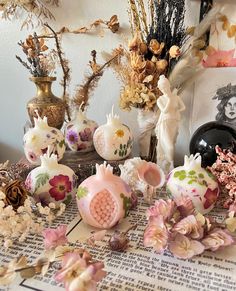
[155,75,185,173]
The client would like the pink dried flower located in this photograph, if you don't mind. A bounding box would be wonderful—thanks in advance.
[143,216,169,253]
[201,229,235,251]
[175,194,195,217]
[42,225,68,250]
[146,199,175,221]
[55,251,106,291]
[169,234,205,259]
[172,215,204,239]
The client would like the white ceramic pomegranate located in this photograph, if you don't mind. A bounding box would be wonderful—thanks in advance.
[166,153,219,214]
[25,153,77,207]
[23,113,65,165]
[93,107,133,160]
[76,162,132,229]
[65,110,98,152]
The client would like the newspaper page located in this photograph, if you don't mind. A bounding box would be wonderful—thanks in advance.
[1,195,236,291]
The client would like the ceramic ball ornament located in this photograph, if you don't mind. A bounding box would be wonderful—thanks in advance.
[23,112,65,165]
[65,109,98,152]
[76,162,132,229]
[93,106,133,160]
[166,153,219,214]
[25,153,77,207]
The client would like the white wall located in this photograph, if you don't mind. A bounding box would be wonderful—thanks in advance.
[0,0,200,164]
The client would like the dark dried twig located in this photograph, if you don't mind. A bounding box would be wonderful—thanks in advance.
[73,53,120,111]
[44,23,71,121]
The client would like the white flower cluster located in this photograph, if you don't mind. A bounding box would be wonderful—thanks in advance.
[0,190,66,249]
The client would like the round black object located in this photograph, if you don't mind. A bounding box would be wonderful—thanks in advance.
[189,121,236,168]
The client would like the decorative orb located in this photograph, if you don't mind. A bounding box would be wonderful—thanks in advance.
[65,110,98,152]
[166,153,219,214]
[189,121,236,167]
[76,163,132,229]
[25,154,76,207]
[93,107,133,160]
[23,114,65,165]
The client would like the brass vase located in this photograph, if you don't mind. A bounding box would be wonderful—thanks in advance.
[27,76,66,129]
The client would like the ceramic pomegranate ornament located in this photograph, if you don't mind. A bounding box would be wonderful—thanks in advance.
[166,153,219,214]
[76,162,132,229]
[93,106,133,160]
[23,112,65,165]
[119,157,165,204]
[25,153,77,207]
[65,109,98,152]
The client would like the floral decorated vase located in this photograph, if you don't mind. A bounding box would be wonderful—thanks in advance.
[76,162,132,229]
[65,110,98,152]
[93,107,133,160]
[25,153,77,207]
[166,153,219,214]
[23,113,65,165]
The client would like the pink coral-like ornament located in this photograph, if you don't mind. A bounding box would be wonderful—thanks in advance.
[76,163,132,229]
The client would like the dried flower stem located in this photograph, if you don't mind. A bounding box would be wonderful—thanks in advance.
[73,53,120,110]
[44,23,71,121]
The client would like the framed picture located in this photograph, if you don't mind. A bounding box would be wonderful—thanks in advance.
[190,67,236,133]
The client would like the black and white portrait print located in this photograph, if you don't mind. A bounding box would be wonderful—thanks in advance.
[191,68,236,134]
[213,83,236,125]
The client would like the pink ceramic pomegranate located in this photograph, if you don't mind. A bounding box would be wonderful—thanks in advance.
[76,163,132,229]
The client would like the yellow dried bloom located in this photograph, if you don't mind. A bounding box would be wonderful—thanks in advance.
[169,45,180,58]
[149,39,165,55]
[156,59,168,72]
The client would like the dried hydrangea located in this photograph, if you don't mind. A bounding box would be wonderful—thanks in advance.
[143,198,235,259]
[208,146,236,207]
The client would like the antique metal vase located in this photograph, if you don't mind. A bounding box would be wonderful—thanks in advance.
[27,76,66,129]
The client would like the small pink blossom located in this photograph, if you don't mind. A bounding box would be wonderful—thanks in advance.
[42,225,68,250]
[146,199,175,221]
[172,215,204,239]
[175,194,195,217]
[201,229,235,251]
[55,251,106,291]
[169,234,205,259]
[143,216,169,253]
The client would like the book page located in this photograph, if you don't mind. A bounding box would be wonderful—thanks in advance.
[1,195,236,291]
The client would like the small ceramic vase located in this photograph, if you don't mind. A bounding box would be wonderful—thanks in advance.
[93,107,133,160]
[65,110,98,152]
[76,162,132,229]
[166,153,219,214]
[23,113,65,165]
[25,153,76,207]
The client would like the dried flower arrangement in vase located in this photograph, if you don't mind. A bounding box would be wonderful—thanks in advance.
[16,24,71,129]
[103,0,186,163]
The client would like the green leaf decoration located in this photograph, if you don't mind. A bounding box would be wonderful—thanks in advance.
[198,173,204,179]
[188,180,194,184]
[120,193,132,217]
[114,149,118,155]
[64,194,72,205]
[180,170,186,174]
[189,170,196,175]
[58,139,65,148]
[179,175,186,181]
[77,186,88,200]
[174,171,180,178]
[34,173,49,193]
[206,170,217,181]
[120,144,123,150]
